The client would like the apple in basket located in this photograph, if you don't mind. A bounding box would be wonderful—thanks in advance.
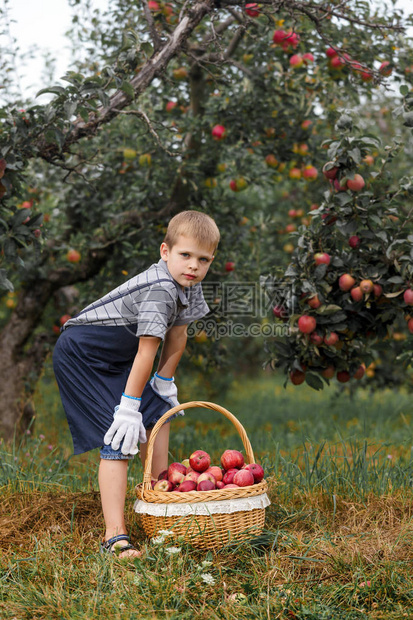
[168,462,187,485]
[184,470,200,483]
[206,466,223,482]
[222,468,239,485]
[244,463,265,483]
[197,472,216,486]
[198,479,216,491]
[176,480,197,492]
[224,484,239,489]
[153,479,174,492]
[189,450,211,472]
[216,480,225,489]
[221,449,244,470]
[158,469,168,480]
[233,469,254,487]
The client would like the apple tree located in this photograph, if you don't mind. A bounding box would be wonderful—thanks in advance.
[0,0,412,438]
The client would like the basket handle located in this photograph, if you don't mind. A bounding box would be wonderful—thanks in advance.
[142,401,255,490]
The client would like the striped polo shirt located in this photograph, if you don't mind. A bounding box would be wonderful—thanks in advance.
[63,259,209,339]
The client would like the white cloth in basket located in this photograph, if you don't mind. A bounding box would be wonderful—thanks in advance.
[134,492,270,517]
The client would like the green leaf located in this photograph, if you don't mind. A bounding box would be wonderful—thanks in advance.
[305,372,324,391]
[400,84,409,96]
[36,85,66,98]
[316,304,343,315]
[120,81,135,99]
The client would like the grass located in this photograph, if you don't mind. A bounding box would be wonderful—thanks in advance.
[1,360,413,618]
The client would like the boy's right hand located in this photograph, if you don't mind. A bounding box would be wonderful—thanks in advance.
[104,394,147,455]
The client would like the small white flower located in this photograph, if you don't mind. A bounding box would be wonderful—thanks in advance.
[151,536,166,545]
[201,573,215,585]
[165,546,182,555]
[157,529,174,536]
[201,560,213,568]
[133,575,142,585]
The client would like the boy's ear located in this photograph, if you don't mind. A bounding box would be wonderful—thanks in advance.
[160,242,169,261]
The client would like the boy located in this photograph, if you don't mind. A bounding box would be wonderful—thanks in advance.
[53,210,220,557]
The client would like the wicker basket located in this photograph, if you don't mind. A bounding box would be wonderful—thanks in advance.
[134,401,270,550]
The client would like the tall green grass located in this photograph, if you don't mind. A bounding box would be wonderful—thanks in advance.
[2,360,412,499]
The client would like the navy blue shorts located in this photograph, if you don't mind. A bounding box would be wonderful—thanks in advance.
[52,325,178,455]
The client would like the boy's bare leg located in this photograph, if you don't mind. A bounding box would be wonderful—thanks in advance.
[98,459,141,557]
[140,422,170,479]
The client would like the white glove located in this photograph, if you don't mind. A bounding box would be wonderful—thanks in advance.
[150,372,184,415]
[104,394,147,455]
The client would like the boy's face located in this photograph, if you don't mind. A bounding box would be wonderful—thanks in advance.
[160,235,215,288]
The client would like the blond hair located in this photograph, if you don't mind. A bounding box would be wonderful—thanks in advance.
[164,210,220,253]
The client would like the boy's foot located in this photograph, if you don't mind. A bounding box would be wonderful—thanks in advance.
[100,534,143,558]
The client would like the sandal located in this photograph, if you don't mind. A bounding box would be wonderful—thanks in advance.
[100,534,138,556]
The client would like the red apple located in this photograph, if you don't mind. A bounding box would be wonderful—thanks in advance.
[323,332,339,346]
[166,101,177,112]
[336,370,350,383]
[339,274,356,292]
[221,450,244,470]
[408,318,413,334]
[176,480,197,492]
[298,315,317,334]
[153,479,174,492]
[266,154,278,168]
[225,261,235,272]
[321,366,335,379]
[302,165,318,180]
[322,163,339,180]
[184,470,200,483]
[189,450,211,472]
[290,370,306,385]
[326,47,338,58]
[197,472,216,485]
[222,468,239,485]
[197,480,216,491]
[233,469,254,487]
[206,466,223,482]
[310,332,323,346]
[211,124,226,140]
[403,289,413,305]
[314,253,331,266]
[59,314,71,326]
[66,249,81,263]
[373,284,383,298]
[360,279,374,294]
[158,469,168,480]
[245,463,264,483]
[353,364,366,380]
[347,174,365,192]
[216,480,225,489]
[223,484,239,489]
[272,29,287,44]
[379,60,392,76]
[307,294,321,309]
[148,0,160,9]
[290,54,304,68]
[348,235,360,249]
[303,52,314,64]
[350,286,363,302]
[245,3,260,17]
[167,462,187,485]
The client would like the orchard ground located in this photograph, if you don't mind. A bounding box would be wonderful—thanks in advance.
[1,363,413,618]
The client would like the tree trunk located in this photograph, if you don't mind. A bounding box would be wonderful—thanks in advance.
[0,251,110,440]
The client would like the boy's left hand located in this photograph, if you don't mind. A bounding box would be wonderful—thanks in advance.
[150,372,184,415]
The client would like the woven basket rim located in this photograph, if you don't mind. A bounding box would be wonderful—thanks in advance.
[137,479,268,504]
